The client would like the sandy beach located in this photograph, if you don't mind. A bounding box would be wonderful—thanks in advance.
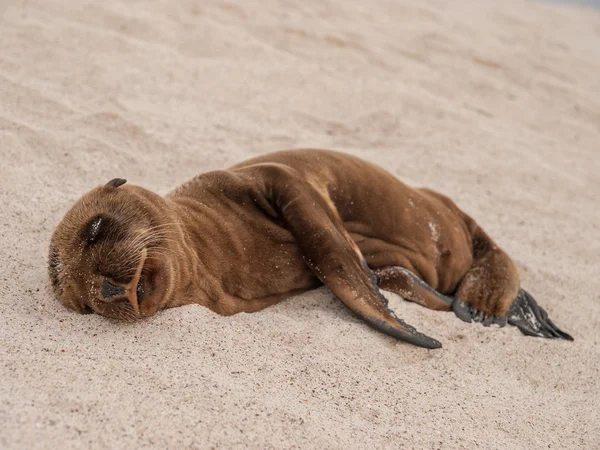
[1,0,599,448]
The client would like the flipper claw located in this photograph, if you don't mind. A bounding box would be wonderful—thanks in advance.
[453,299,508,329]
[492,316,507,327]
[452,298,472,323]
[472,310,484,323]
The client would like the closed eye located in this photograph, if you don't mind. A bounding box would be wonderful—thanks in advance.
[82,215,114,245]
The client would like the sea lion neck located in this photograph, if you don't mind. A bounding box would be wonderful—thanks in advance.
[162,196,227,311]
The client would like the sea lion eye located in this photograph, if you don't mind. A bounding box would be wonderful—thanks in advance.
[83,215,109,245]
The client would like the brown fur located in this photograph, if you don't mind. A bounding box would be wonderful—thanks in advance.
[48,149,520,347]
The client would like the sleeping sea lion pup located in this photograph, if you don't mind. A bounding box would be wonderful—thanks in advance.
[48,149,573,348]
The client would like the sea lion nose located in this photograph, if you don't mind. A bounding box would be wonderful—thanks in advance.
[101,279,126,299]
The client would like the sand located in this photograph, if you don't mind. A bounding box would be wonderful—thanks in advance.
[1,0,599,448]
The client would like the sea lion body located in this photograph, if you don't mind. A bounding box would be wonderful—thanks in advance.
[189,150,474,310]
[48,149,572,348]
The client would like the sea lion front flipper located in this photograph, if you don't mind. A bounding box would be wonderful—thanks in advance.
[507,289,574,341]
[373,266,453,311]
[239,163,441,349]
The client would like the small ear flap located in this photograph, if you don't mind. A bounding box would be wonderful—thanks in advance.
[83,215,111,245]
[105,178,127,188]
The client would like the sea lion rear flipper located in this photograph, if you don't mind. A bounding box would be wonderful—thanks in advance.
[451,225,573,340]
[239,163,442,349]
[507,289,573,341]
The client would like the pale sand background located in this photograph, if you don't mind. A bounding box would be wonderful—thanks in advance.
[1,0,599,448]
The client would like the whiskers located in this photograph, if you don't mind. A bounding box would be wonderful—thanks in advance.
[106,300,139,322]
[87,297,138,322]
[97,222,182,278]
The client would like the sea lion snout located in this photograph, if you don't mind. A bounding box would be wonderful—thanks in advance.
[96,248,148,316]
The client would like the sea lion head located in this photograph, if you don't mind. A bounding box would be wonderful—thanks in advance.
[48,178,178,320]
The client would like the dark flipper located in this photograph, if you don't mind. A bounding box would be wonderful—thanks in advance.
[374,266,453,311]
[237,163,442,349]
[362,261,442,349]
[507,289,573,341]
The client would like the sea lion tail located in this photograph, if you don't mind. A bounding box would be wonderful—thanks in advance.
[507,289,574,341]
